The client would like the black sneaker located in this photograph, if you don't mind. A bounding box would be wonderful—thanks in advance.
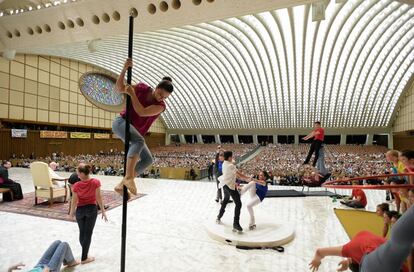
[232,222,243,233]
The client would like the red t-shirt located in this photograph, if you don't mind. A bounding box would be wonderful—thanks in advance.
[73,178,101,207]
[342,231,386,264]
[314,127,324,141]
[352,189,367,207]
[342,231,408,272]
[120,83,166,136]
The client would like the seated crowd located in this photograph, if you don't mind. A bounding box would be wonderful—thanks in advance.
[6,144,258,177]
[240,144,389,184]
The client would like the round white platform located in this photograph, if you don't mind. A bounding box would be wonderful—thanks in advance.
[205,218,295,247]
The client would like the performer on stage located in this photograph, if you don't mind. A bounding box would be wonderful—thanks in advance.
[112,58,174,196]
[239,170,269,230]
[303,121,325,167]
[216,151,250,233]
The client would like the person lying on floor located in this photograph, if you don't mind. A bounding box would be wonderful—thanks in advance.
[309,204,412,272]
[8,240,80,272]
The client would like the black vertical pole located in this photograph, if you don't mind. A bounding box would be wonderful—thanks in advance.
[121,14,134,272]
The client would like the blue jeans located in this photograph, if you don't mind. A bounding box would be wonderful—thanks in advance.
[112,116,154,175]
[32,240,75,271]
[316,146,328,175]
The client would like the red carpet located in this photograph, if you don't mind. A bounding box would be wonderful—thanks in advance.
[0,190,145,222]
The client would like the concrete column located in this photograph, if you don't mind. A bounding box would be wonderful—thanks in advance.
[179,134,186,144]
[196,134,203,144]
[388,133,394,149]
[273,134,278,144]
[294,134,299,145]
[215,134,221,144]
[253,134,258,145]
[366,134,374,145]
[234,134,239,144]
[340,134,347,145]
[165,133,171,145]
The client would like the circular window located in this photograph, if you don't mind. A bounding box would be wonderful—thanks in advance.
[79,72,124,112]
[76,18,84,27]
[58,21,66,30]
[113,11,121,21]
[92,15,100,24]
[148,4,156,14]
[172,0,181,9]
[102,13,110,23]
[160,1,168,12]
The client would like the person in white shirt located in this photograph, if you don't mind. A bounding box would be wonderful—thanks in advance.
[216,151,251,233]
[49,162,66,188]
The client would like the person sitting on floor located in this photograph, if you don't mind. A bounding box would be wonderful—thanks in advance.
[0,160,23,201]
[8,240,80,272]
[340,181,367,209]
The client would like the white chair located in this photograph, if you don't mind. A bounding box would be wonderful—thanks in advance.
[30,161,68,206]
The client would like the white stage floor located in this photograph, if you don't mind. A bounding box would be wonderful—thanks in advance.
[0,168,386,272]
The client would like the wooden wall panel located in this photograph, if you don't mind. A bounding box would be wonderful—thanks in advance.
[393,135,414,151]
[0,129,165,159]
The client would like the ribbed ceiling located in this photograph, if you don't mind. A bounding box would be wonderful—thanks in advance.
[26,0,414,130]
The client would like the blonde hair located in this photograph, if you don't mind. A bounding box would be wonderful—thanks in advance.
[386,150,399,158]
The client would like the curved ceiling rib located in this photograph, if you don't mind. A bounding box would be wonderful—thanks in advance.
[25,0,414,130]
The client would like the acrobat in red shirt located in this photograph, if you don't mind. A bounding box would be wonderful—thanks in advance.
[314,127,325,141]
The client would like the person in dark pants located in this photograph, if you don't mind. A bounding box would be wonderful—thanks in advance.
[69,164,107,264]
[303,121,325,167]
[207,161,214,180]
[0,160,23,201]
[214,150,224,203]
[216,151,250,233]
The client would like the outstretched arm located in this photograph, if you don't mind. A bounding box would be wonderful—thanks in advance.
[303,131,316,141]
[236,170,251,181]
[8,262,25,272]
[309,246,343,271]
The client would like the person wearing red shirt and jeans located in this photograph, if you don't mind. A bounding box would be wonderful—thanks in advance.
[303,121,325,167]
[112,58,174,197]
[69,164,107,264]
[309,203,414,272]
[340,181,367,209]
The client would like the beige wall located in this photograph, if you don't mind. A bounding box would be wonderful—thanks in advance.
[0,54,166,133]
[393,80,414,133]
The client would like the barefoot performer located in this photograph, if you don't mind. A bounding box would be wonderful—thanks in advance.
[112,58,174,196]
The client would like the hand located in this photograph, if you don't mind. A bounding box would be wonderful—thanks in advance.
[337,258,350,271]
[123,58,133,70]
[123,85,135,96]
[68,213,75,221]
[8,262,25,271]
[309,256,322,271]
[102,211,108,222]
